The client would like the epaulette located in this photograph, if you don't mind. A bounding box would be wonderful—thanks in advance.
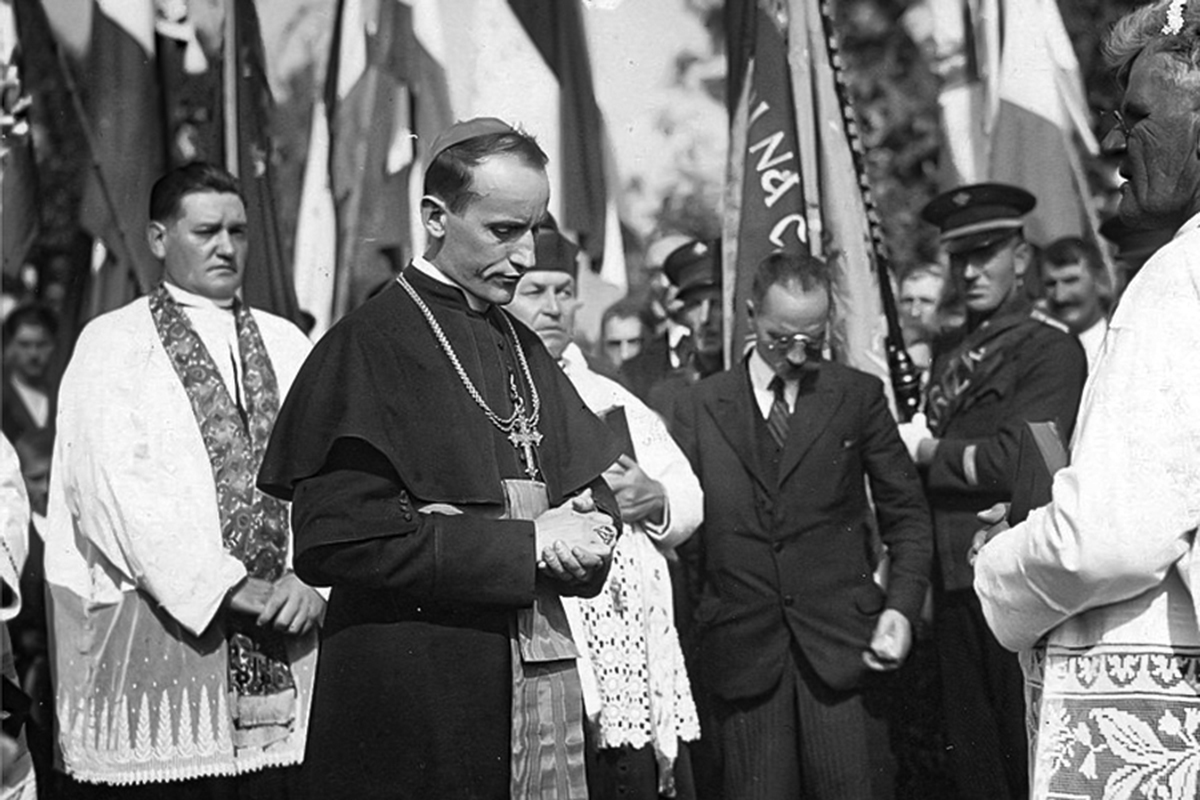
[1029,307,1070,334]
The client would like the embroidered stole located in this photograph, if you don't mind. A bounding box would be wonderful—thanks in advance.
[148,285,296,749]
[503,479,587,800]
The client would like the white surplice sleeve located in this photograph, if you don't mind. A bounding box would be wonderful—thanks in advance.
[622,389,703,551]
[45,303,247,637]
[974,230,1200,652]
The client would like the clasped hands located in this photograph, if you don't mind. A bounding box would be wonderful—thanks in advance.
[534,488,616,586]
[227,571,326,636]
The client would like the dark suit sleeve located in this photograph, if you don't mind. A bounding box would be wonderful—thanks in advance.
[860,378,933,625]
[292,438,613,605]
[925,331,1086,496]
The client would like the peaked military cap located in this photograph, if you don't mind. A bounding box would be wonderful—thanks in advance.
[922,183,1037,255]
[663,239,721,302]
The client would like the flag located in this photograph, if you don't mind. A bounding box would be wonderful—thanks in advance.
[293,96,338,338]
[987,0,1099,246]
[230,0,301,323]
[507,0,608,264]
[723,0,813,359]
[724,0,894,405]
[2,0,38,280]
[902,0,1001,187]
[321,0,452,320]
[426,0,621,281]
[65,0,166,302]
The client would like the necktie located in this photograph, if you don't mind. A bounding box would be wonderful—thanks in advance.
[767,376,790,448]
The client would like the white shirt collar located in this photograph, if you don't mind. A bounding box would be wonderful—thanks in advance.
[412,255,489,312]
[164,281,236,311]
[747,348,797,417]
[558,341,587,376]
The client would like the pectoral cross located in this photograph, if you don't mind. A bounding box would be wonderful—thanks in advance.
[509,409,543,479]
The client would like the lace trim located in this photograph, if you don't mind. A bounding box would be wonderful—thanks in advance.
[1027,644,1200,798]
[57,684,302,786]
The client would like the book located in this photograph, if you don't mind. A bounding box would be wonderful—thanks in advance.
[1007,420,1069,525]
[600,406,637,461]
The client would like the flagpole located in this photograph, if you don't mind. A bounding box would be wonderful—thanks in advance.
[330,2,378,322]
[815,0,921,421]
[51,41,146,290]
[223,0,239,177]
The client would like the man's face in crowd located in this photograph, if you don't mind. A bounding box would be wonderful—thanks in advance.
[750,280,828,382]
[1042,260,1105,334]
[7,323,54,384]
[680,287,723,359]
[426,154,550,307]
[507,271,577,361]
[150,191,248,301]
[899,273,944,338]
[602,315,644,367]
[1108,49,1200,230]
[950,235,1029,315]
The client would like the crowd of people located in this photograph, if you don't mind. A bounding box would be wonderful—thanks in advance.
[3,1,1200,798]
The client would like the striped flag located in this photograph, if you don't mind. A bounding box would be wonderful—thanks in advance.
[46,0,166,305]
[725,0,894,403]
[1,0,38,280]
[422,0,621,283]
[987,0,1099,246]
[228,0,302,323]
[321,0,451,319]
[302,0,622,329]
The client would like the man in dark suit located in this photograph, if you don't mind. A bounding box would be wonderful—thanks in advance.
[671,251,932,799]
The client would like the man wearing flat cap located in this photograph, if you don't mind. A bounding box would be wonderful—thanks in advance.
[621,239,723,410]
[259,118,624,799]
[898,182,1087,800]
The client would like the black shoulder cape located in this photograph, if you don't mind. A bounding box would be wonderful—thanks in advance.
[259,268,621,507]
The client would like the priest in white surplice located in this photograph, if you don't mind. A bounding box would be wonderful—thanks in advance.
[44,164,321,796]
[973,4,1200,797]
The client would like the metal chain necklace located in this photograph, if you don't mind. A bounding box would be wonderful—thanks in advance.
[397,273,544,478]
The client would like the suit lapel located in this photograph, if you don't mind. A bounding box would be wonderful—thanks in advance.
[778,368,841,485]
[708,367,772,492]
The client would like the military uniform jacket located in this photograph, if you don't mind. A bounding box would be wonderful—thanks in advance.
[925,307,1087,590]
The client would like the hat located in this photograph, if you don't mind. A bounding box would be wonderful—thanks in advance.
[427,117,516,162]
[1099,215,1174,263]
[531,215,580,280]
[646,234,693,269]
[921,183,1037,255]
[663,239,721,301]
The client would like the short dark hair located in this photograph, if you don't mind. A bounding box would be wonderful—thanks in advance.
[601,297,647,336]
[423,131,548,214]
[1043,236,1105,276]
[149,162,243,223]
[3,302,58,342]
[750,251,830,306]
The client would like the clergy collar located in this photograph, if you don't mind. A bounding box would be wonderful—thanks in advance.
[164,281,237,311]
[412,255,490,313]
